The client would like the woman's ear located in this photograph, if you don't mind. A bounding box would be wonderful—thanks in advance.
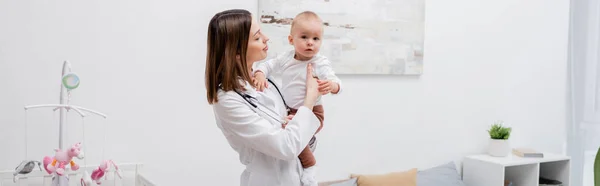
[236,54,241,61]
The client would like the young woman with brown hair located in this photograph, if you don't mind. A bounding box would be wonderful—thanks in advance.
[205,9,322,186]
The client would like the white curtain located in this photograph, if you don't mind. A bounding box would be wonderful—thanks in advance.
[567,0,600,185]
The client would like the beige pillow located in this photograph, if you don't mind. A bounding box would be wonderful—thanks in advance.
[350,168,417,186]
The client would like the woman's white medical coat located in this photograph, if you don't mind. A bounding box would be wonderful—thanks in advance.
[212,80,320,186]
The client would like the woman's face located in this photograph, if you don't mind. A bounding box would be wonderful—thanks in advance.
[246,17,270,66]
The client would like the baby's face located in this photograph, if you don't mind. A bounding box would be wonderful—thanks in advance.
[289,20,323,60]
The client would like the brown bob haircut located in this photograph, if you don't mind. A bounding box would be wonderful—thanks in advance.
[205,9,254,104]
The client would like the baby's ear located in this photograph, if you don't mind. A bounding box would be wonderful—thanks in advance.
[288,35,293,45]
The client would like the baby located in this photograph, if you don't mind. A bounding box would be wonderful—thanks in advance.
[252,11,342,186]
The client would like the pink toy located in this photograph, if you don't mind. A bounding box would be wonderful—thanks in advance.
[43,142,85,176]
[81,160,121,185]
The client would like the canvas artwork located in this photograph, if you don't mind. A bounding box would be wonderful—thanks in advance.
[257,0,426,75]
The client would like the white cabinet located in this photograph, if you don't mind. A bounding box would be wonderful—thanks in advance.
[462,153,570,186]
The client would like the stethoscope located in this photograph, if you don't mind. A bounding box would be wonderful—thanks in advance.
[233,79,318,150]
[233,79,292,125]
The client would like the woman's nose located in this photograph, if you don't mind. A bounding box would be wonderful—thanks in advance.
[263,36,270,43]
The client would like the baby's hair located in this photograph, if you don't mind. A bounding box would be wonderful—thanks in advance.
[291,11,323,33]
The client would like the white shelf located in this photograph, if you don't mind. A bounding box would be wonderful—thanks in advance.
[462,153,570,186]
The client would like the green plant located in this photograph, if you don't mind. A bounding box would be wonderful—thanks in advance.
[487,121,512,140]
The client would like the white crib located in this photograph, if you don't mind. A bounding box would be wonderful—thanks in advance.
[0,163,156,186]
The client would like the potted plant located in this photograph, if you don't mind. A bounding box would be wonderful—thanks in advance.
[487,121,512,157]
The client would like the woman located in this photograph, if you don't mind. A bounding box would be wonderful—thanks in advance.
[205,9,322,186]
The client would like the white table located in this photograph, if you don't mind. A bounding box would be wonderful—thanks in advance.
[462,153,570,186]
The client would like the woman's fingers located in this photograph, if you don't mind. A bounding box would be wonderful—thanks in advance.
[306,63,314,78]
[306,64,318,92]
[304,63,320,107]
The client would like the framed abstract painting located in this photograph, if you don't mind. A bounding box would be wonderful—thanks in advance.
[257,0,426,75]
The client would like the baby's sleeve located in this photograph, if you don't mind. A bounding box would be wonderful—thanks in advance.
[314,56,343,94]
[253,53,286,77]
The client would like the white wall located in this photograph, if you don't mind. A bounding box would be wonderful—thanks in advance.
[0,0,570,185]
[315,0,570,179]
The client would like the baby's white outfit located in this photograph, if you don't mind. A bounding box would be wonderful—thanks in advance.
[253,50,342,186]
[253,50,343,109]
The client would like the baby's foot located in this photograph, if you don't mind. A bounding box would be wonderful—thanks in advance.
[301,166,318,186]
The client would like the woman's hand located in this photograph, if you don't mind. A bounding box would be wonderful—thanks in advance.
[303,63,320,110]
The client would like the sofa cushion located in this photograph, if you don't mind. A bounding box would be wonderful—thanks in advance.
[323,161,466,186]
[417,162,466,186]
[350,168,417,186]
[326,178,357,186]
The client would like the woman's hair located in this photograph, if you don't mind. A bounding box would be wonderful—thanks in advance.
[205,9,253,104]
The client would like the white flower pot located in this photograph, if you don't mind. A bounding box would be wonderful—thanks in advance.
[487,139,510,157]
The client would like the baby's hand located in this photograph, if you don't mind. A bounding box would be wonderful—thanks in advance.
[317,80,339,95]
[253,71,268,91]
[282,114,295,129]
